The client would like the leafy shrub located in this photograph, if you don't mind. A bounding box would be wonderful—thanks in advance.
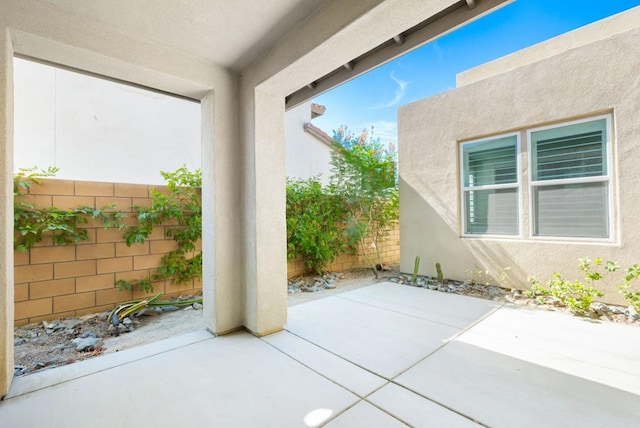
[286,177,351,274]
[285,126,399,274]
[618,264,640,313]
[528,257,640,314]
[526,257,613,314]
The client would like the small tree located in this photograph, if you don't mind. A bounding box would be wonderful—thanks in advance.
[330,126,399,277]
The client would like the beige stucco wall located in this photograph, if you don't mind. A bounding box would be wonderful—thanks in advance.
[399,11,640,305]
[13,58,201,185]
[285,102,334,184]
[457,6,640,87]
[0,27,16,400]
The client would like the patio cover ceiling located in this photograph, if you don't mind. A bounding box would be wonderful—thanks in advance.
[27,0,511,105]
[36,0,330,71]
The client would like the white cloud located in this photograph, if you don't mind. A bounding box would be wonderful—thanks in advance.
[363,120,398,144]
[371,72,408,109]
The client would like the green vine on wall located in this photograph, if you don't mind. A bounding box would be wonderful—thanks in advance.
[14,166,124,252]
[116,166,202,292]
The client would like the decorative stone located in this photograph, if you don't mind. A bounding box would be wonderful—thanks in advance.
[590,302,609,315]
[61,319,83,329]
[609,305,625,315]
[14,365,29,377]
[71,337,102,352]
[193,302,203,310]
[51,344,72,352]
[487,286,500,296]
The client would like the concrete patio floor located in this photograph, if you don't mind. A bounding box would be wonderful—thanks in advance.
[1,282,639,427]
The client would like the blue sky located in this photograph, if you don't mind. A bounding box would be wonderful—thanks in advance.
[311,0,640,145]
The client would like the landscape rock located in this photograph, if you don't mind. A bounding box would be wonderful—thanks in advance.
[609,305,626,315]
[192,302,203,310]
[14,365,29,377]
[71,337,102,352]
[71,336,102,352]
[590,302,609,315]
[627,306,640,320]
[61,319,83,329]
[14,338,26,346]
[51,344,72,352]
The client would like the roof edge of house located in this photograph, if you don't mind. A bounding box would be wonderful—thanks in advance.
[303,122,335,149]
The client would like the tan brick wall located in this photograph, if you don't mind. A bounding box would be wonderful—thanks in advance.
[14,179,201,326]
[287,223,400,278]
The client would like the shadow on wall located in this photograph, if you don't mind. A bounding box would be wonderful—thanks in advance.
[400,178,528,288]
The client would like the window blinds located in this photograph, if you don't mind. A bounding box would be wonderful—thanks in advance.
[463,136,518,235]
[531,118,609,238]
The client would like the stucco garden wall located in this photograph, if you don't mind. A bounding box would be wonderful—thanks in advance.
[399,10,640,305]
[14,179,201,326]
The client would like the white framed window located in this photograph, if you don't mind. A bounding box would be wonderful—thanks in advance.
[461,134,520,236]
[528,115,612,240]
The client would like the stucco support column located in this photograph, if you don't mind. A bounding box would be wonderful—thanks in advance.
[0,28,15,398]
[242,88,287,336]
[201,77,244,335]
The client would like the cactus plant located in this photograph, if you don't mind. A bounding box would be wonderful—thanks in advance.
[436,262,444,284]
[412,256,421,283]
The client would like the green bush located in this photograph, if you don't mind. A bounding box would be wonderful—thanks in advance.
[285,126,399,275]
[618,264,640,313]
[526,257,613,314]
[286,177,351,274]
